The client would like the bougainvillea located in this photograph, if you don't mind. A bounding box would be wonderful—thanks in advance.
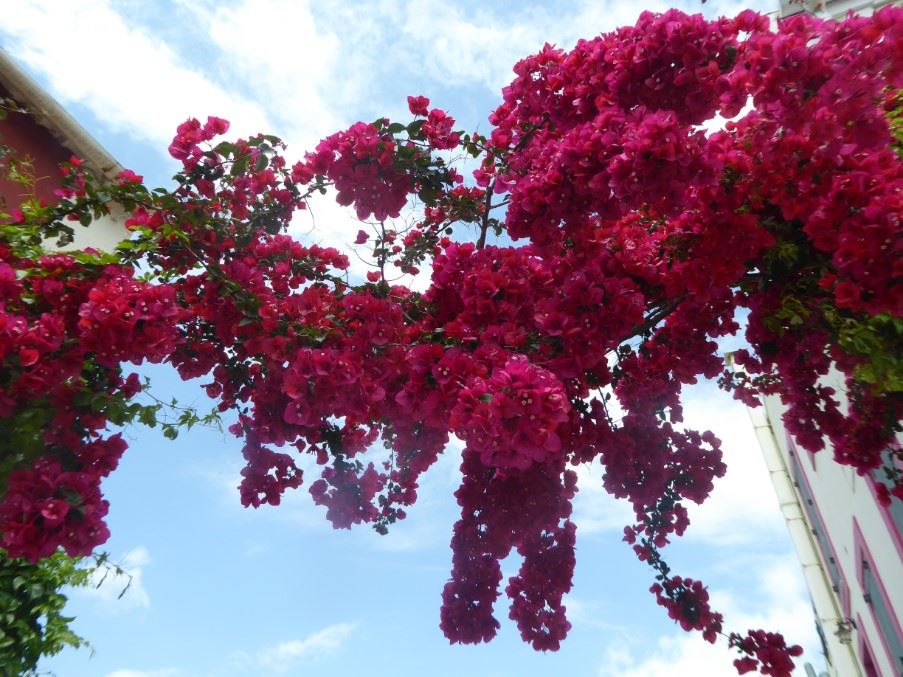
[1,9,901,675]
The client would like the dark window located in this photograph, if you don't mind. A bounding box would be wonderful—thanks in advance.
[861,638,879,677]
[788,448,843,593]
[870,448,903,541]
[814,612,831,666]
[861,557,903,675]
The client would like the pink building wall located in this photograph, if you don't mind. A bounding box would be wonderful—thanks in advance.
[0,82,74,211]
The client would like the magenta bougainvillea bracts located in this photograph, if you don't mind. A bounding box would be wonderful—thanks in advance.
[1,9,901,676]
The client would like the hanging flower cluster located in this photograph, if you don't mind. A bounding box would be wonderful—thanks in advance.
[2,9,901,676]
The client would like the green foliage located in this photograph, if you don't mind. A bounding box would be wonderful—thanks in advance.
[0,402,55,493]
[137,381,224,442]
[0,148,78,255]
[0,124,226,674]
[759,278,903,396]
[763,293,812,334]
[0,549,92,676]
[823,309,903,394]
[888,89,903,159]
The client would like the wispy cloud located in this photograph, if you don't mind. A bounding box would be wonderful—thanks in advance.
[1,0,272,150]
[76,546,152,612]
[679,383,788,546]
[573,460,635,536]
[597,553,823,676]
[231,622,357,673]
[563,593,631,634]
[104,669,180,677]
[401,0,683,92]
[204,0,345,149]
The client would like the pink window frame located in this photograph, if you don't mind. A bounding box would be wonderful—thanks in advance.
[787,434,851,616]
[853,518,903,674]
[857,612,880,677]
[864,443,903,562]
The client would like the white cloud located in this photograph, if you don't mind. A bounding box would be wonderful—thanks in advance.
[2,0,272,151]
[392,0,680,95]
[573,460,635,536]
[599,633,740,677]
[241,540,268,558]
[76,546,152,612]
[104,669,179,677]
[563,593,631,634]
[597,553,823,676]
[231,622,356,673]
[204,0,344,149]
[679,383,788,546]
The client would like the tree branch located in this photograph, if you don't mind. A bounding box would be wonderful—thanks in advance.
[476,178,495,250]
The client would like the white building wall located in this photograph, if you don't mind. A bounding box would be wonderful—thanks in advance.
[58,206,128,253]
[746,392,862,676]
[767,384,902,675]
[758,1,903,674]
[735,355,903,676]
[779,0,897,17]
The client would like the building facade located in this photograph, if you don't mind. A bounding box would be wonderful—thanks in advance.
[0,46,125,252]
[734,359,903,677]
[735,4,903,675]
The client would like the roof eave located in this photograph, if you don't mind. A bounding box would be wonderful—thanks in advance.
[0,46,123,182]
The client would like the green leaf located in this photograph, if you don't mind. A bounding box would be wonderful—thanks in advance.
[418,187,439,204]
[407,120,425,137]
[213,141,235,156]
[0,550,92,672]
[231,155,249,177]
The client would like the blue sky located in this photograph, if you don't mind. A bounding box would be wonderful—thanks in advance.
[2,1,826,675]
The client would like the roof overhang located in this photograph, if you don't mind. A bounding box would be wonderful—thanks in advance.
[0,46,123,181]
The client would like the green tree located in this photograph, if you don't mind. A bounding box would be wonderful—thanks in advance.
[0,549,91,676]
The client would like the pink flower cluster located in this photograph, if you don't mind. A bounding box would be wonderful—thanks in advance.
[2,9,901,675]
[729,629,804,676]
[78,269,182,367]
[0,447,123,559]
[303,121,412,221]
[167,115,230,162]
[451,355,570,470]
[0,245,166,558]
[650,576,723,641]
